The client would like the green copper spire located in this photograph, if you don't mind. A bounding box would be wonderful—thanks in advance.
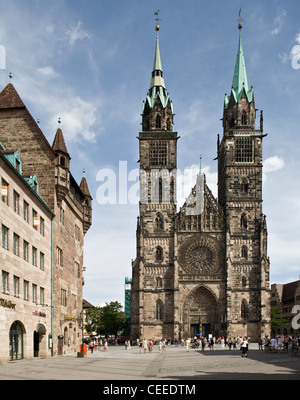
[150,32,166,90]
[225,24,253,108]
[142,26,172,113]
[232,30,249,97]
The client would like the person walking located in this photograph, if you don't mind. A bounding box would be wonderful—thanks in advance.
[148,339,153,353]
[138,339,143,354]
[158,340,162,352]
[143,338,148,354]
[186,338,190,352]
[240,336,248,358]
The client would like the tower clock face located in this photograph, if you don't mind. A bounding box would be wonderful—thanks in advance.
[179,235,224,276]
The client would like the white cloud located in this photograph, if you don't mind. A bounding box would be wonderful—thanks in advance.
[263,155,285,173]
[263,155,284,184]
[66,21,91,46]
[36,66,59,79]
[52,96,98,143]
[271,9,287,35]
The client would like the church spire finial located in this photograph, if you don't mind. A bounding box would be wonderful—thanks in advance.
[238,8,243,30]
[154,9,161,33]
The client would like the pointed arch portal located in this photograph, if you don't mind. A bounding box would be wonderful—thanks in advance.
[183,286,219,338]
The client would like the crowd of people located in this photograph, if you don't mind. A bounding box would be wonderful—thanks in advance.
[85,334,300,358]
[261,335,300,353]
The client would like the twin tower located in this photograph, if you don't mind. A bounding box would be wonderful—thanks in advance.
[131,23,271,341]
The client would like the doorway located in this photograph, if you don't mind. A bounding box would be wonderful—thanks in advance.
[9,321,24,360]
[34,324,47,357]
[190,324,200,337]
[202,324,211,339]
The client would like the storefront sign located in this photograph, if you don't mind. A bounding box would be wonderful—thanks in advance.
[32,311,46,317]
[0,298,16,309]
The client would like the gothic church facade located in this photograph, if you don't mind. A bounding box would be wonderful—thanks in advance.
[131,24,271,341]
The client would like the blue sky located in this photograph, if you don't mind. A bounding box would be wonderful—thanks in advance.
[0,0,299,307]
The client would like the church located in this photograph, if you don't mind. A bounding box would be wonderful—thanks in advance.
[131,21,271,342]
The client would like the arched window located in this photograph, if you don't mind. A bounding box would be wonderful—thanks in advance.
[241,276,247,287]
[9,321,24,360]
[241,111,248,125]
[241,246,248,260]
[156,301,163,320]
[156,115,161,129]
[156,246,163,261]
[241,299,249,320]
[241,214,247,229]
[156,277,162,288]
[241,178,249,194]
[155,214,163,230]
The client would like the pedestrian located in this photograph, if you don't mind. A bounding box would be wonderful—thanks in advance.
[209,337,214,351]
[240,336,248,358]
[138,339,143,354]
[233,337,237,350]
[201,337,205,351]
[258,337,263,350]
[127,339,131,350]
[103,339,108,351]
[277,335,283,352]
[89,341,94,353]
[143,338,148,353]
[228,337,232,350]
[186,338,190,352]
[270,336,277,352]
[158,340,162,352]
[148,339,153,353]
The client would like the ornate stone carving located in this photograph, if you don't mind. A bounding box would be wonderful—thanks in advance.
[178,235,224,275]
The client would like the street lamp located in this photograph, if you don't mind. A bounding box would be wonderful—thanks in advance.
[76,310,84,358]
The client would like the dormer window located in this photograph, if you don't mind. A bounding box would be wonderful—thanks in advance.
[15,158,21,174]
[60,156,66,167]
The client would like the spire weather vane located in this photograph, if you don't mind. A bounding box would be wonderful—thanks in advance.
[238,8,243,29]
[154,10,162,31]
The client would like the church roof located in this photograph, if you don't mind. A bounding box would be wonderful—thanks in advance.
[80,176,92,198]
[52,128,69,155]
[224,27,253,108]
[0,83,25,109]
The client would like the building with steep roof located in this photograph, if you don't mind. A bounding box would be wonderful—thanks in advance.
[131,23,271,342]
[0,83,92,359]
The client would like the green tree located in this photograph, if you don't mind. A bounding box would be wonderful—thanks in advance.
[85,307,102,334]
[271,308,287,333]
[99,301,126,337]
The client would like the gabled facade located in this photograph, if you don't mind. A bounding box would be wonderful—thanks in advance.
[0,145,54,361]
[0,83,92,359]
[131,23,271,342]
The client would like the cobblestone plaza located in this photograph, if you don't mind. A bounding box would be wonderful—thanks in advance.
[0,343,299,381]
